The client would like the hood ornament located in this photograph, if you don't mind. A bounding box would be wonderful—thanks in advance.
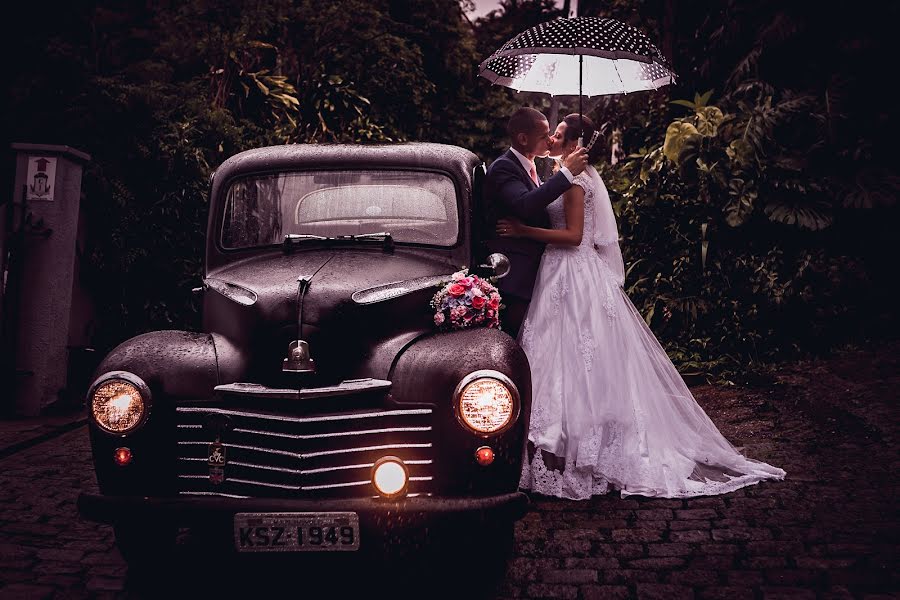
[283,264,331,375]
[283,340,316,373]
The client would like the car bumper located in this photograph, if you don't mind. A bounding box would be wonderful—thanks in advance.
[77,491,529,528]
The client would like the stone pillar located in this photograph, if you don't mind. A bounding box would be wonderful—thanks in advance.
[7,143,90,416]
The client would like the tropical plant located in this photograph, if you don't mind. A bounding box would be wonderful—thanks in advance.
[4,0,895,380]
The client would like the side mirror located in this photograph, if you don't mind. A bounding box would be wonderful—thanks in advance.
[479,253,510,279]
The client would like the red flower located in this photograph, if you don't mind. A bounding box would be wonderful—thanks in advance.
[488,297,500,310]
[458,277,474,289]
[471,295,486,310]
[448,283,466,297]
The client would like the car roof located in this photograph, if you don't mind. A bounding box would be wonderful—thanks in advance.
[212,142,481,185]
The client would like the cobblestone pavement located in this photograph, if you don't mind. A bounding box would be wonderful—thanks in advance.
[0,343,897,599]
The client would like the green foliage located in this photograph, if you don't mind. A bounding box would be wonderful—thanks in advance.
[593,0,898,379]
[657,87,834,231]
[5,0,896,379]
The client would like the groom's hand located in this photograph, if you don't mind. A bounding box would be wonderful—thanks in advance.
[497,218,524,238]
[563,147,589,176]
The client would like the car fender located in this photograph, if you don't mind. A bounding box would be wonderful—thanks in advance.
[93,330,219,400]
[389,328,532,493]
[88,330,220,495]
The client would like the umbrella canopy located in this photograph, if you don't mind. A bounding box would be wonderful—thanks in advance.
[479,17,675,96]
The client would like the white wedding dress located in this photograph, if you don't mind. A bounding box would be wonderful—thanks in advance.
[517,166,786,499]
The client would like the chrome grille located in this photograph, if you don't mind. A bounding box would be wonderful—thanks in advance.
[175,405,434,499]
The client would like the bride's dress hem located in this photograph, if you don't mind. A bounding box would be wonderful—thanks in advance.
[519,443,786,501]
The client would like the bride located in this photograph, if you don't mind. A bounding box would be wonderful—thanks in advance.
[497,114,785,500]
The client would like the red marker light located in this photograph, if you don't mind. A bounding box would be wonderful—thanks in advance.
[113,447,132,467]
[475,446,494,466]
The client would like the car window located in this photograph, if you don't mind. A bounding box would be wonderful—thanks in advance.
[221,170,459,249]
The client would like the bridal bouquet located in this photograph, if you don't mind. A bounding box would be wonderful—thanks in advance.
[431,268,501,330]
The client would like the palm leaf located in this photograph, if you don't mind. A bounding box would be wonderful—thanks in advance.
[839,170,900,209]
[697,89,715,107]
[726,46,762,89]
[671,99,697,110]
[764,199,833,230]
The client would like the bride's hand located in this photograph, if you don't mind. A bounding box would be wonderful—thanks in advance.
[496,218,524,238]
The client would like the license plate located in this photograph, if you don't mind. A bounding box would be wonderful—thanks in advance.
[234,512,360,552]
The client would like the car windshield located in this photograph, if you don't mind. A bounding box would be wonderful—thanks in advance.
[221,170,459,249]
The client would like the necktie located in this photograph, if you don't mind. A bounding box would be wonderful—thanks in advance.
[529,164,540,187]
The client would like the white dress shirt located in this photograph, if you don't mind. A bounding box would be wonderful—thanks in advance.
[509,146,574,185]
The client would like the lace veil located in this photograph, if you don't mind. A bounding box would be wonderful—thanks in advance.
[582,165,626,287]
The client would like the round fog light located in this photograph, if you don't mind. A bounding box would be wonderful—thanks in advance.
[475,446,494,466]
[371,456,409,499]
[113,447,132,467]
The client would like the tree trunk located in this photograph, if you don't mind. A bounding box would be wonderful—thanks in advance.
[662,0,676,68]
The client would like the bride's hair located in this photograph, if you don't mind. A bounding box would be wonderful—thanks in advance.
[562,113,605,163]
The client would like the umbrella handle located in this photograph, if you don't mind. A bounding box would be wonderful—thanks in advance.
[579,55,583,148]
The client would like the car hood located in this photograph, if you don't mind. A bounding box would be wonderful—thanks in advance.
[204,247,458,384]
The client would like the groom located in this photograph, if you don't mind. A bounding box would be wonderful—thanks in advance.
[485,107,588,339]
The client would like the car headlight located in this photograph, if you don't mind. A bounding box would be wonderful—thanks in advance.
[89,372,150,435]
[453,370,519,435]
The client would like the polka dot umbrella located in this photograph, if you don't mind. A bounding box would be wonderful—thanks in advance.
[479,17,676,140]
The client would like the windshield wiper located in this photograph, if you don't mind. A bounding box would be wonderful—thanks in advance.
[332,232,394,252]
[283,234,328,254]
[282,232,394,254]
[331,232,395,253]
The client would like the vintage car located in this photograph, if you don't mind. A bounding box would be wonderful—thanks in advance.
[77,143,532,569]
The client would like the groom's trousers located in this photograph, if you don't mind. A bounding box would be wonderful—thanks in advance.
[502,293,530,341]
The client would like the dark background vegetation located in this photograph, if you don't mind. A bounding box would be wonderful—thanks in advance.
[5,0,897,383]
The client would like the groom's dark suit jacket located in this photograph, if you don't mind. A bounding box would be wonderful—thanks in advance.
[484,149,573,300]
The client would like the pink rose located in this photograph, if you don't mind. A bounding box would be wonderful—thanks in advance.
[451,270,467,280]
[450,306,466,320]
[458,277,474,289]
[433,312,445,326]
[488,297,500,310]
[471,295,486,310]
[448,283,466,297]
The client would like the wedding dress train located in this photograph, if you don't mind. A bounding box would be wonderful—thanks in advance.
[517,166,785,499]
